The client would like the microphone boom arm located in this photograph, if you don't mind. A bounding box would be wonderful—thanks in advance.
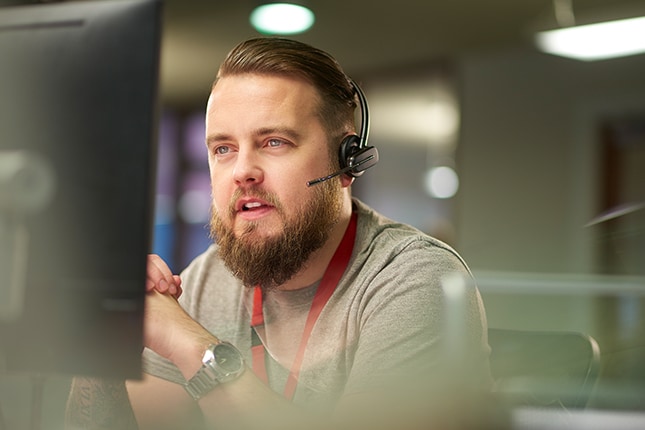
[306,153,375,187]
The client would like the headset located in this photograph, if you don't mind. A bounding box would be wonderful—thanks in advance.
[306,79,379,187]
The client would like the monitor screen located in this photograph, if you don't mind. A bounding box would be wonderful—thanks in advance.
[0,0,161,378]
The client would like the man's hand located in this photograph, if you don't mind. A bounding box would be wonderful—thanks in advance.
[144,254,213,376]
[146,254,182,299]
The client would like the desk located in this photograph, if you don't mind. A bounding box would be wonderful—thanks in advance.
[513,407,645,430]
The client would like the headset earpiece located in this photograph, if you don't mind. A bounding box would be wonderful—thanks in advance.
[337,80,378,178]
[338,134,378,178]
[338,134,360,173]
[306,79,378,186]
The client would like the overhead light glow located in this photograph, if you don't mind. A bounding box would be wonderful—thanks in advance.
[536,15,645,61]
[250,3,315,35]
[424,166,459,199]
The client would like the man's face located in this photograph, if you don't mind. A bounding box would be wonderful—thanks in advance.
[205,74,343,289]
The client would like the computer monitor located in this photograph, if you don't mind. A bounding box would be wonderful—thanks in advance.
[0,0,161,378]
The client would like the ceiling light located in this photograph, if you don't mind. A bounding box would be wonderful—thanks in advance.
[424,166,459,199]
[535,15,645,61]
[250,3,315,35]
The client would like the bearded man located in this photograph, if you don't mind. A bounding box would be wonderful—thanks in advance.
[66,37,492,430]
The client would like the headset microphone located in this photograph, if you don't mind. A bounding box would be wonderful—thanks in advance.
[306,152,377,186]
[306,79,378,187]
[307,152,378,187]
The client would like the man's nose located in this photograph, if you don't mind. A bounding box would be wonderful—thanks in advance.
[232,149,263,186]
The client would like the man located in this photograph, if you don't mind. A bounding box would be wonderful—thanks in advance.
[66,37,491,430]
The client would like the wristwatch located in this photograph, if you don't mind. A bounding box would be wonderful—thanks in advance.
[184,341,245,401]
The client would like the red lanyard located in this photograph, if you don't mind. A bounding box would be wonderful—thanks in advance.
[251,212,357,400]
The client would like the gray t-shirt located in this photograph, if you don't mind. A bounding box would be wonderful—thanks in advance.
[142,199,491,414]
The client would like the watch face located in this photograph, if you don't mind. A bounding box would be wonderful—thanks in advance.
[214,342,243,372]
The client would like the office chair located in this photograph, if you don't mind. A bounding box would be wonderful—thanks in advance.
[488,328,601,409]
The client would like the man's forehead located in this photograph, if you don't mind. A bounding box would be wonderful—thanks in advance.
[206,74,323,123]
[204,75,332,147]
[208,73,321,104]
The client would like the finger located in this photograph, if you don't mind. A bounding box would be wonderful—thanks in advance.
[148,254,174,281]
[171,275,183,298]
[146,255,182,299]
[146,254,176,292]
[146,264,167,292]
[172,275,182,287]
[172,282,183,300]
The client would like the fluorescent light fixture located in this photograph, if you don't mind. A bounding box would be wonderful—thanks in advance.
[536,15,645,61]
[250,3,315,35]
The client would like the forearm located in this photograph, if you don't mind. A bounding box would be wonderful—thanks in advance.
[191,369,310,430]
[162,330,312,430]
[142,292,318,429]
[65,377,138,430]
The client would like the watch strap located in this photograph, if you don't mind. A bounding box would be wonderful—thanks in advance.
[184,359,221,400]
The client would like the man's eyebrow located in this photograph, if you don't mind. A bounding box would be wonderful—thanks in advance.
[205,127,304,147]
[206,133,233,147]
[254,127,302,141]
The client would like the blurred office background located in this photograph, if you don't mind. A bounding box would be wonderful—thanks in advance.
[151,0,645,411]
[2,0,645,427]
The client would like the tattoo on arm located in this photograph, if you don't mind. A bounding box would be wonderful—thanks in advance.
[65,377,138,430]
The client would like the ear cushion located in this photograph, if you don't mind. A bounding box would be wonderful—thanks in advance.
[338,134,361,173]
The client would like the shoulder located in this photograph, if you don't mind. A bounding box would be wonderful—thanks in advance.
[344,200,488,346]
[352,199,471,275]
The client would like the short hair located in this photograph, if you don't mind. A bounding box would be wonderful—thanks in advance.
[214,37,357,150]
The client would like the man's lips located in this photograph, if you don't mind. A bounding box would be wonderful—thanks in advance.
[234,197,274,214]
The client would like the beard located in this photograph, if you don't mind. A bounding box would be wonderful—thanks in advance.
[209,179,343,291]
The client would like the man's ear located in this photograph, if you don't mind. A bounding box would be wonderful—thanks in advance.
[340,174,354,188]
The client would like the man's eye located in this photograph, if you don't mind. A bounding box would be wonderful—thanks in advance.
[215,146,230,155]
[267,139,285,148]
